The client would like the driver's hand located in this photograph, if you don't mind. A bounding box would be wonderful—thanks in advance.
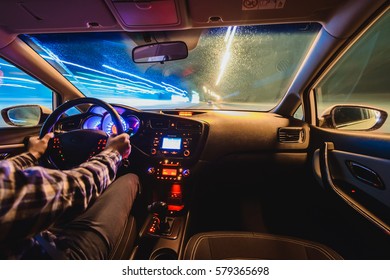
[106,133,131,159]
[28,132,54,159]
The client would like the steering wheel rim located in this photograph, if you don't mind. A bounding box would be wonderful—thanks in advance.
[40,97,124,169]
[40,97,123,137]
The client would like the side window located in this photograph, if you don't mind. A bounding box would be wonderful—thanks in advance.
[0,58,52,127]
[314,10,390,133]
[293,105,304,120]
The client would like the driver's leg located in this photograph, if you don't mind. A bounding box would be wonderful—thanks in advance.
[54,173,140,259]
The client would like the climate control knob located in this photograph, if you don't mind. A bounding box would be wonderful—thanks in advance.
[182,169,190,177]
[183,150,190,157]
[147,167,155,175]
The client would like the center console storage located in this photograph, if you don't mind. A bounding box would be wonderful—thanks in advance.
[131,213,188,260]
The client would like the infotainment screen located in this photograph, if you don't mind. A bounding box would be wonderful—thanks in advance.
[161,137,182,150]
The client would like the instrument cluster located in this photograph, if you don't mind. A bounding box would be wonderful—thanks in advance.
[82,106,140,136]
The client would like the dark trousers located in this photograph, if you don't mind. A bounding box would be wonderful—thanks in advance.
[54,173,140,259]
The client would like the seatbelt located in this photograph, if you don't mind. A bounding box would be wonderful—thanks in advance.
[34,233,67,260]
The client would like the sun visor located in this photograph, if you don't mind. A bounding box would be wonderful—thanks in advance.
[0,0,120,33]
[187,0,340,27]
[108,0,180,28]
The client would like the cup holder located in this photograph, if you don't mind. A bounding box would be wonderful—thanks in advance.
[150,248,178,260]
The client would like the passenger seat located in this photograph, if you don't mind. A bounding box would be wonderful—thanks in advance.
[182,231,342,260]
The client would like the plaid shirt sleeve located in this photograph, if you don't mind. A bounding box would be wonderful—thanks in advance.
[0,148,122,241]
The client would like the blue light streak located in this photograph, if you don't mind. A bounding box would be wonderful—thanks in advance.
[41,55,155,90]
[103,65,187,97]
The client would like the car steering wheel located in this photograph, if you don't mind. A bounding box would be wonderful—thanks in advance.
[39,97,124,169]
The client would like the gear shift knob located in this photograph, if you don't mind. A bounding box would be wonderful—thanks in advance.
[148,201,168,219]
[147,201,169,234]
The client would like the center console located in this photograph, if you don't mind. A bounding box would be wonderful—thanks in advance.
[130,112,208,259]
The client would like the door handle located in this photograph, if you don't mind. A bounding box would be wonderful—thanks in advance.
[346,160,384,190]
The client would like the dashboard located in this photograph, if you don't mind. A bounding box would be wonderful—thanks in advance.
[57,103,309,186]
[58,104,209,182]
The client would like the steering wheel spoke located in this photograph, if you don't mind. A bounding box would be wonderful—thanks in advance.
[40,98,123,169]
[47,129,108,169]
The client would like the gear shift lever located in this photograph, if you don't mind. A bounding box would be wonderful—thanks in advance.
[147,201,170,234]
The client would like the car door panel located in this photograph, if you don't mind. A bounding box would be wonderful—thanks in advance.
[0,127,40,159]
[311,127,390,232]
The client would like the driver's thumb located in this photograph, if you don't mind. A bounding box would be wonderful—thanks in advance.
[43,132,55,142]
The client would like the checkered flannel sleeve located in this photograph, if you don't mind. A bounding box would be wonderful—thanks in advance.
[0,148,122,241]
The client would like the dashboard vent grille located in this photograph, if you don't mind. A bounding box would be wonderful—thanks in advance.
[278,127,305,143]
[177,121,201,131]
[59,119,82,131]
[150,119,169,129]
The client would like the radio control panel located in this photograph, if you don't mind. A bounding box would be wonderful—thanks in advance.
[130,113,209,181]
[150,132,194,158]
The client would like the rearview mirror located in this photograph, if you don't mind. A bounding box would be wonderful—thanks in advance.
[320,105,387,131]
[132,41,188,63]
[1,105,52,127]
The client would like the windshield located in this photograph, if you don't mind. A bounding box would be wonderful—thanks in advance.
[21,23,320,111]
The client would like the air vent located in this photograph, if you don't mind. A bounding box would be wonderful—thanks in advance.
[60,119,82,131]
[278,127,305,143]
[0,153,10,160]
[150,119,169,129]
[177,121,201,131]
